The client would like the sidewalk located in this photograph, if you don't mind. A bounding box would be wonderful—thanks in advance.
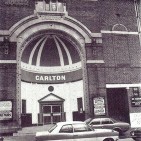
[2,125,54,141]
[13,124,54,136]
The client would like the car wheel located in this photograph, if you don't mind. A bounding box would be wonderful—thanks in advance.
[103,138,114,141]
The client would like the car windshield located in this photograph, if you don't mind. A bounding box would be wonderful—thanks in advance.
[48,124,57,133]
[84,118,92,124]
[110,118,118,123]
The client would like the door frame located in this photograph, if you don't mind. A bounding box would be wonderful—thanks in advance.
[42,104,62,124]
[38,93,65,124]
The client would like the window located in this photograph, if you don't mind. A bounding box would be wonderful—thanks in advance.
[89,119,101,125]
[73,123,92,132]
[101,119,111,124]
[59,125,73,133]
[109,119,114,124]
[35,0,66,13]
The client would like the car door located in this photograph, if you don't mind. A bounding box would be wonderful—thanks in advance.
[73,123,98,141]
[89,118,103,129]
[101,118,113,130]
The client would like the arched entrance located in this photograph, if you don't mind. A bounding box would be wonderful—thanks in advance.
[9,14,92,126]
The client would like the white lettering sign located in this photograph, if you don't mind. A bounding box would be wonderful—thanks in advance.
[0,101,12,120]
[94,107,105,115]
[35,75,66,81]
[0,111,12,120]
[94,97,105,105]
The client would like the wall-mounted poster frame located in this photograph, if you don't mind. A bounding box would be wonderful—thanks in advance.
[93,97,106,116]
[0,100,13,121]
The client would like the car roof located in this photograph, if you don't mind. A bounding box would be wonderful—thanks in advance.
[56,121,85,126]
[91,117,111,120]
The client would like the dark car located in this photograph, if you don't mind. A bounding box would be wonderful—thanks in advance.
[130,128,141,141]
[85,117,130,135]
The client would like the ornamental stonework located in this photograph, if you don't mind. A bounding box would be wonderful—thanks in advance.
[4,0,29,6]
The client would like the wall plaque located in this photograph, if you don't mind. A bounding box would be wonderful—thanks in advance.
[131,97,141,107]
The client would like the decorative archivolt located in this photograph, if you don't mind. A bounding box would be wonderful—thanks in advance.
[9,14,92,45]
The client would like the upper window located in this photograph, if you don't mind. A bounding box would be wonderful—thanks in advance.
[35,0,66,13]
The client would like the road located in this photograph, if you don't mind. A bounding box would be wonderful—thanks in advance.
[3,135,136,141]
[2,125,139,141]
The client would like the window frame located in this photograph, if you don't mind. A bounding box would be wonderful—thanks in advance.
[59,124,73,133]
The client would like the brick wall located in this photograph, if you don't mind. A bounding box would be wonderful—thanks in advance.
[0,0,34,30]
[102,33,141,84]
[0,0,138,33]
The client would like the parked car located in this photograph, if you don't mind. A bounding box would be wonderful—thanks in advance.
[85,117,130,135]
[130,128,141,141]
[36,121,119,141]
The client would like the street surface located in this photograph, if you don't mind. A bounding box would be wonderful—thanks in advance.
[3,135,136,141]
[2,125,139,141]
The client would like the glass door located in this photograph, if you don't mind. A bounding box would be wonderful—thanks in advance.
[42,105,61,124]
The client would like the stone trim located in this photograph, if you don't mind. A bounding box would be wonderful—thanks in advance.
[101,30,138,35]
[87,60,104,64]
[0,60,17,63]
[106,84,141,88]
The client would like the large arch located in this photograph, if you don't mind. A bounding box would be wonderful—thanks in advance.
[9,14,92,124]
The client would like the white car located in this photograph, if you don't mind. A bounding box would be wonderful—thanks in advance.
[36,121,119,141]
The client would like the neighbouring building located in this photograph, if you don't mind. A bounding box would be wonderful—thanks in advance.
[0,0,141,134]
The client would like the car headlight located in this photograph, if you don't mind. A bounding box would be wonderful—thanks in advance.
[131,132,135,136]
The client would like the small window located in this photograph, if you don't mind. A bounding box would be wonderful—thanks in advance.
[101,119,110,124]
[73,123,92,132]
[109,119,114,124]
[59,125,73,133]
[90,119,101,125]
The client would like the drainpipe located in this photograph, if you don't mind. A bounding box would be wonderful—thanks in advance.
[134,0,141,46]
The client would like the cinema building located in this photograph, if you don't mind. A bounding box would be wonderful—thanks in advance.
[0,0,141,134]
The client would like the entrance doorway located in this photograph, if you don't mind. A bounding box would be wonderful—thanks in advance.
[107,88,130,123]
[38,93,65,124]
[42,105,62,124]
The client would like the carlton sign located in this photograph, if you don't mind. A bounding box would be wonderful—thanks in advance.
[35,75,66,81]
[21,69,82,83]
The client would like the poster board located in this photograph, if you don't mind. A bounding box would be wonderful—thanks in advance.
[0,100,13,121]
[93,97,106,116]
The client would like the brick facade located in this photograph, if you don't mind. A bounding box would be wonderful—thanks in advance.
[0,0,141,133]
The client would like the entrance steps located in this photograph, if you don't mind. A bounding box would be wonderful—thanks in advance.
[13,124,53,136]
